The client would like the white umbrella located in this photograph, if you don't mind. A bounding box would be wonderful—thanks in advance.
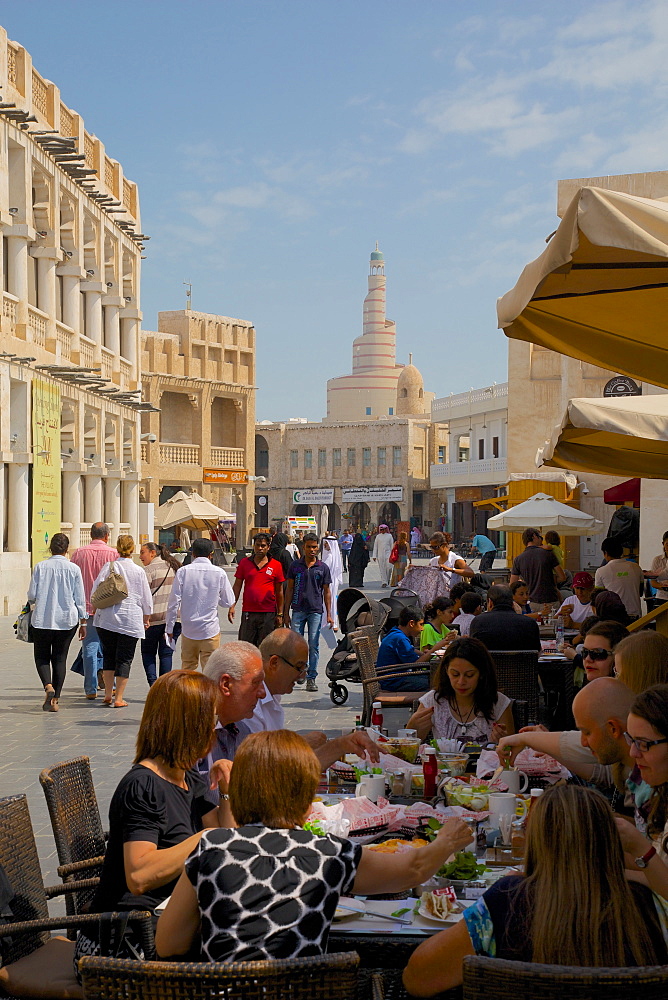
[154,490,236,530]
[486,492,603,536]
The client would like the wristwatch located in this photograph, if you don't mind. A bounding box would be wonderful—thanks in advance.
[635,845,657,868]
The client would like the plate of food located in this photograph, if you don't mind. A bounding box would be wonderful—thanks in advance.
[333,897,365,921]
[367,838,429,853]
[418,888,463,923]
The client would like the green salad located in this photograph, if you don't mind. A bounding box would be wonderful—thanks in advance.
[437,850,488,881]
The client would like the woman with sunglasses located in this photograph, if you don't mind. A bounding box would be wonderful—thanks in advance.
[581,621,629,683]
[428,532,474,592]
[615,685,668,898]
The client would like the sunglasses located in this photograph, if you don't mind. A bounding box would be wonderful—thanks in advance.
[430,544,441,550]
[278,655,307,675]
[583,648,613,662]
[624,732,668,754]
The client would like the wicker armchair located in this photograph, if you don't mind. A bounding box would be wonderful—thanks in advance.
[352,635,429,726]
[462,955,668,1000]
[488,651,540,726]
[0,794,152,998]
[79,952,360,1000]
[39,756,106,915]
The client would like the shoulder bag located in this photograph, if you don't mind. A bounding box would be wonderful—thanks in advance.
[14,604,33,643]
[91,562,128,609]
[389,543,399,564]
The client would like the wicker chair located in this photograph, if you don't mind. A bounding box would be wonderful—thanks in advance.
[79,952,360,1000]
[0,794,152,997]
[462,955,668,1000]
[488,651,540,726]
[39,756,106,915]
[352,635,429,726]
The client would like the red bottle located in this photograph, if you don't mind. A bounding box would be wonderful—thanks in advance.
[371,702,383,729]
[422,748,438,799]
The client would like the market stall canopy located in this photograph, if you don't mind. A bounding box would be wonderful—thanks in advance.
[603,478,641,507]
[498,186,668,389]
[537,393,668,480]
[154,490,236,530]
[486,492,603,536]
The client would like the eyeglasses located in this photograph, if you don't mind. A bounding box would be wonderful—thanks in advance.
[430,544,441,550]
[624,732,668,754]
[582,648,613,662]
[278,655,307,675]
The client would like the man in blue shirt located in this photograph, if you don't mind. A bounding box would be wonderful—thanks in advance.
[283,533,333,691]
[470,532,497,573]
[339,529,354,571]
[376,606,449,691]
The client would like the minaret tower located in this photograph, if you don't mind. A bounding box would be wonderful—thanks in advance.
[326,245,401,421]
[351,243,396,375]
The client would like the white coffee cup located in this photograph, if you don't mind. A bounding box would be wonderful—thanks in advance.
[488,792,527,825]
[355,774,386,803]
[501,768,529,794]
[397,729,417,737]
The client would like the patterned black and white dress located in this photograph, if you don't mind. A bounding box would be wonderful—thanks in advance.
[185,825,362,962]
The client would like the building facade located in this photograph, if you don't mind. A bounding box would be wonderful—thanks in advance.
[0,28,143,611]
[430,383,508,541]
[140,309,256,545]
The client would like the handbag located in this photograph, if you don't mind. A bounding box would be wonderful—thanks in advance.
[14,604,34,643]
[389,543,399,564]
[90,562,128,609]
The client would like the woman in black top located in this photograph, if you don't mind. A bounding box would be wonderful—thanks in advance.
[75,670,229,964]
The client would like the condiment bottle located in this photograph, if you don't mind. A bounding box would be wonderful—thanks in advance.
[391,770,406,796]
[371,702,383,729]
[422,747,438,798]
[354,715,362,730]
[528,787,544,814]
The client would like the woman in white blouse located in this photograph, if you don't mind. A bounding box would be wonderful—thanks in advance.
[644,531,668,605]
[91,534,152,708]
[27,533,86,712]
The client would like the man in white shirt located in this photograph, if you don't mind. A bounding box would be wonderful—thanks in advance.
[166,537,236,670]
[594,536,644,618]
[247,627,381,768]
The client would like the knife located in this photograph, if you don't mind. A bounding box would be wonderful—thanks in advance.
[336,903,413,925]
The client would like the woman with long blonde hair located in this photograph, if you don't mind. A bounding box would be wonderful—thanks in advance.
[404,784,668,997]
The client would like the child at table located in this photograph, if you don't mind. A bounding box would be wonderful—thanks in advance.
[420,597,457,651]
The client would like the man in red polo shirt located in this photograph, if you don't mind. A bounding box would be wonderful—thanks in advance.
[228,533,285,646]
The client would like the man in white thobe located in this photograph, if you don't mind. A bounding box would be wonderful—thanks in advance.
[372,524,394,588]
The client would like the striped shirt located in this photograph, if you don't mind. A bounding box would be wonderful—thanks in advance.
[70,540,119,616]
[143,557,177,625]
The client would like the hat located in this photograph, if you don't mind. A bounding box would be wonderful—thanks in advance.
[572,571,594,588]
[379,524,389,529]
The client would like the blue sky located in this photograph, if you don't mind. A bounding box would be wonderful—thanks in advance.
[4,1,668,419]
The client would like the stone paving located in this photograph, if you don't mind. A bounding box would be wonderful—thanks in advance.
[0,559,412,892]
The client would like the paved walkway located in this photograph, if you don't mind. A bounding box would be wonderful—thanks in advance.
[0,561,400,887]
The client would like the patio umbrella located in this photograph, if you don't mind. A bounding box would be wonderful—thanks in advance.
[498,186,668,389]
[537,393,668,480]
[486,492,603,536]
[154,490,236,530]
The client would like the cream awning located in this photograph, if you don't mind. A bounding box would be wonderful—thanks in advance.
[498,186,668,389]
[537,393,668,480]
[154,490,236,529]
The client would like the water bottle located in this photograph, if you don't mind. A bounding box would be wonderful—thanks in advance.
[555,618,565,652]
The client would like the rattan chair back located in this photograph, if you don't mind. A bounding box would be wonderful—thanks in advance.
[351,634,381,721]
[463,955,668,1000]
[80,952,360,1000]
[0,794,50,962]
[39,755,105,913]
[489,650,540,725]
[349,624,380,648]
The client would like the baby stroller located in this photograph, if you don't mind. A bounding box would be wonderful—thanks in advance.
[325,586,420,705]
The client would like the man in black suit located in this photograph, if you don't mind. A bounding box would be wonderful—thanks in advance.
[470,585,541,652]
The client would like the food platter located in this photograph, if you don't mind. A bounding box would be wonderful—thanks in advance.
[417,901,463,924]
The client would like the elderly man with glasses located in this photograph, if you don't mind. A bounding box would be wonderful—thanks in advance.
[247,628,380,768]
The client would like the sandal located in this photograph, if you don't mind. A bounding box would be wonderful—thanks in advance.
[42,689,55,711]
[113,700,129,708]
[49,698,59,713]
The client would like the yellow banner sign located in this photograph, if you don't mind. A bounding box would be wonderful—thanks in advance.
[203,468,249,484]
[32,379,61,566]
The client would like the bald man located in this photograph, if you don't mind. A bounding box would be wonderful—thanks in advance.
[249,627,381,769]
[498,677,635,810]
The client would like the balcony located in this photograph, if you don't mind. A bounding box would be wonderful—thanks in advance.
[56,322,72,360]
[100,348,114,380]
[119,359,133,390]
[28,306,48,348]
[210,446,245,468]
[160,443,200,465]
[2,294,17,336]
[430,457,507,489]
[432,383,508,422]
[78,336,96,368]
